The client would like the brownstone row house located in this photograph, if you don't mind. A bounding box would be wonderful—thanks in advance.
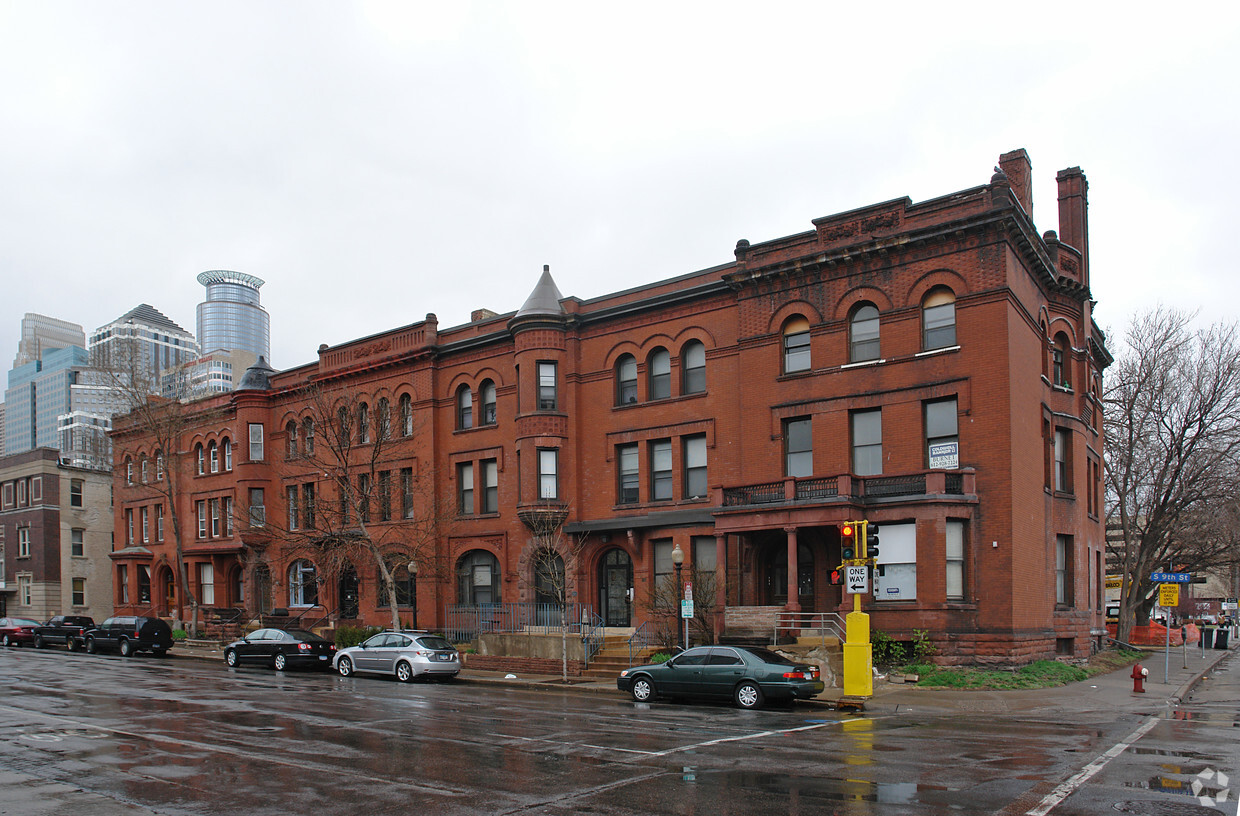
[110,149,1110,663]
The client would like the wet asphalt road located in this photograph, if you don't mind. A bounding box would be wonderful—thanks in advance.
[1,646,1237,815]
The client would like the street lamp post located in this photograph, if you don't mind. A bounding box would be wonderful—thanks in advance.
[671,543,685,650]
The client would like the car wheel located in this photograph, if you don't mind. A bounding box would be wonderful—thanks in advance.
[225,649,238,667]
[337,656,354,677]
[630,676,655,703]
[33,635,44,649]
[2,634,10,647]
[66,638,79,652]
[396,661,414,683]
[274,653,287,671]
[85,637,97,654]
[119,639,133,657]
[734,681,764,710]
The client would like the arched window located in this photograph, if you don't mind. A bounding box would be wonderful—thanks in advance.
[648,348,671,400]
[288,560,318,607]
[194,445,204,476]
[155,452,164,481]
[783,316,811,373]
[208,441,218,473]
[849,303,880,362]
[457,385,473,430]
[1053,333,1072,388]
[140,456,149,484]
[682,341,706,394]
[457,550,501,606]
[358,403,370,444]
[302,418,314,456]
[286,421,298,458]
[922,288,957,350]
[377,397,391,440]
[399,393,413,436]
[480,380,497,426]
[616,355,637,405]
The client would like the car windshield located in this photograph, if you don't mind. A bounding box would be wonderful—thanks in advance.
[738,647,797,666]
[416,636,454,650]
[286,629,328,643]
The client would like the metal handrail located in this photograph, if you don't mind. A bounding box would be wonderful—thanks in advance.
[582,612,604,667]
[627,621,654,666]
[774,611,846,646]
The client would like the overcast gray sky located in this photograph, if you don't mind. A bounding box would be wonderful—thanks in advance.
[3,1,1237,373]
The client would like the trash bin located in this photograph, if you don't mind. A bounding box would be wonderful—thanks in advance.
[1215,628,1229,649]
[1202,627,1216,648]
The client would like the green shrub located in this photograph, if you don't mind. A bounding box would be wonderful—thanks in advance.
[171,629,188,641]
[650,652,672,664]
[335,625,381,649]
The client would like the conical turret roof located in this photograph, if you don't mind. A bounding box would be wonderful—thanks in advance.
[514,265,565,319]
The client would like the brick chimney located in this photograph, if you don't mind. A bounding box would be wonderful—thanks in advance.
[998,149,1033,219]
[1056,167,1089,285]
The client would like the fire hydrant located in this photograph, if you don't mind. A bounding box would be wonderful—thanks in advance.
[1131,662,1149,693]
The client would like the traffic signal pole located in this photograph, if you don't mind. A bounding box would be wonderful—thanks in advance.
[842,520,873,698]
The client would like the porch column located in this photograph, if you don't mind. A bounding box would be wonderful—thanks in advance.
[785,526,800,613]
[714,533,727,636]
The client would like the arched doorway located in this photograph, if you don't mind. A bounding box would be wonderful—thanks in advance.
[457,550,501,606]
[339,566,359,619]
[599,548,632,627]
[758,536,815,609]
[158,566,176,616]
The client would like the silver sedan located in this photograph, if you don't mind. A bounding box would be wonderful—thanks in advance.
[333,630,461,682]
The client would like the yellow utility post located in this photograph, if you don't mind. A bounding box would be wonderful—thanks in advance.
[841,520,873,698]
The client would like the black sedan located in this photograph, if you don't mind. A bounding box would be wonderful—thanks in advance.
[617,645,825,709]
[223,628,336,671]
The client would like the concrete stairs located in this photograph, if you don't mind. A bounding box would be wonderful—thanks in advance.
[582,632,662,680]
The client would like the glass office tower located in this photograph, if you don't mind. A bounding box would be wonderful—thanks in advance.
[195,270,271,362]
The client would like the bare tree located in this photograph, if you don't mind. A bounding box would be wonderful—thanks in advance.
[641,566,718,650]
[523,504,587,682]
[274,383,450,631]
[97,339,203,636]
[1104,307,1240,641]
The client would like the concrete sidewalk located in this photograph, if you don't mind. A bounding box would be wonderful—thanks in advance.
[171,639,1233,715]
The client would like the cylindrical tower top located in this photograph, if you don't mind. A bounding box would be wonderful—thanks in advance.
[197,270,265,289]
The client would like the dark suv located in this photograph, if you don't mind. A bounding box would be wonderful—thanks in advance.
[83,616,174,657]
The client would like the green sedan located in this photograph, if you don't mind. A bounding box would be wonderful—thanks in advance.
[617,645,824,709]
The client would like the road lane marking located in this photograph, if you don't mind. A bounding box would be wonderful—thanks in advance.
[1024,716,1159,816]
[640,720,843,757]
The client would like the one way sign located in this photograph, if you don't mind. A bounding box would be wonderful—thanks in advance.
[846,565,870,595]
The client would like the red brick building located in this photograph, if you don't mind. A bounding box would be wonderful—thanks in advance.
[110,149,1109,663]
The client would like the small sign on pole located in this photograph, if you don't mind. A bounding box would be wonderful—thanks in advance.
[680,599,694,619]
[684,583,693,602]
[845,565,869,595]
[1159,583,1180,608]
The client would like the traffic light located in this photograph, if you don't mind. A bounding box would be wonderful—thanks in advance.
[841,522,856,560]
[829,568,843,586]
[866,522,880,561]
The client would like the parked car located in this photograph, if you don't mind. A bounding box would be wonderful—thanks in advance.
[333,631,460,682]
[223,628,337,671]
[617,645,825,709]
[0,618,40,648]
[83,616,174,657]
[32,616,96,651]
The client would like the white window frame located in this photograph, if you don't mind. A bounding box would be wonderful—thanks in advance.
[872,522,916,601]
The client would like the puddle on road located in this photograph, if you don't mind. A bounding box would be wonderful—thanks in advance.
[679,768,954,806]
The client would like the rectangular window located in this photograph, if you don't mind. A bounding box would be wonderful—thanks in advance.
[287,486,300,530]
[248,488,265,527]
[302,483,315,530]
[199,563,215,606]
[379,471,391,521]
[248,423,264,462]
[1056,534,1073,606]
[401,467,414,519]
[357,474,370,523]
[70,479,84,507]
[224,441,232,471]
[784,328,811,373]
[141,506,150,542]
[538,449,558,499]
[925,398,959,469]
[72,528,84,557]
[617,444,639,505]
[458,463,474,514]
[118,564,130,604]
[210,444,219,473]
[127,509,134,545]
[653,538,673,581]
[18,527,31,558]
[851,409,882,476]
[482,459,498,514]
[692,535,717,574]
[2,482,12,507]
[650,440,672,501]
[946,520,965,601]
[538,362,558,410]
[872,522,916,600]
[156,504,165,541]
[197,500,207,538]
[683,435,707,499]
[784,417,812,478]
[1054,428,1072,493]
[72,577,86,606]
